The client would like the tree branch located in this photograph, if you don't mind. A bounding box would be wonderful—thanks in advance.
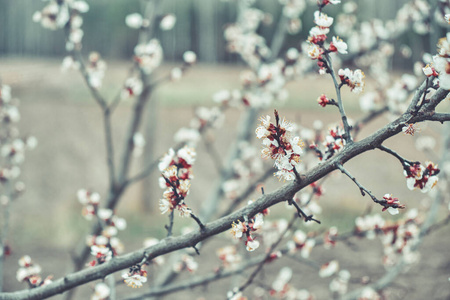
[4,97,443,298]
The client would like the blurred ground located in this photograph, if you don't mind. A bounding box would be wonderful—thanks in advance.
[0,58,449,299]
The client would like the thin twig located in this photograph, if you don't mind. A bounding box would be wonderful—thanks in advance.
[378,145,417,166]
[288,198,321,224]
[116,79,153,186]
[190,212,205,231]
[336,163,378,202]
[323,53,352,144]
[165,210,175,237]
[103,109,117,190]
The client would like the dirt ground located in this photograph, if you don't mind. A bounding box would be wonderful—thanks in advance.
[0,58,449,299]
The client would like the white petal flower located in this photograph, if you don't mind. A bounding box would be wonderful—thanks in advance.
[319,260,339,278]
[253,213,264,230]
[290,136,304,155]
[255,126,269,139]
[387,207,399,215]
[177,146,196,165]
[113,216,127,230]
[230,221,245,239]
[159,148,175,171]
[293,230,306,245]
[174,128,200,144]
[301,239,315,258]
[422,176,438,193]
[171,67,183,80]
[183,51,197,64]
[406,177,416,190]
[307,43,322,59]
[122,273,147,288]
[160,14,176,31]
[18,255,32,267]
[126,13,143,29]
[91,245,112,260]
[314,11,334,27]
[159,198,172,214]
[332,36,348,54]
[274,169,296,181]
[97,208,113,220]
[272,267,293,292]
[92,282,110,300]
[102,226,118,238]
[95,235,108,246]
[178,205,192,217]
[246,239,260,251]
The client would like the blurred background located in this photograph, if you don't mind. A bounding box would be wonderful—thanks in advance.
[1,0,450,299]
[0,0,439,66]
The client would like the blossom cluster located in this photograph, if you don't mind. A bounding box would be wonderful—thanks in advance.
[381,194,405,215]
[230,204,267,252]
[16,256,52,288]
[319,260,340,278]
[269,267,314,299]
[216,245,241,269]
[381,214,422,266]
[384,74,418,113]
[86,52,107,89]
[224,7,273,68]
[77,189,127,266]
[255,111,304,181]
[32,0,89,50]
[288,185,324,225]
[305,3,367,96]
[307,7,348,73]
[286,229,316,259]
[91,282,110,300]
[1,85,36,256]
[338,68,365,94]
[174,106,224,146]
[121,77,143,100]
[430,34,450,89]
[356,210,423,267]
[309,125,346,161]
[403,161,439,193]
[222,141,264,201]
[133,39,163,74]
[280,0,305,34]
[329,269,351,296]
[127,12,195,77]
[126,12,176,31]
[0,85,36,186]
[158,146,196,217]
[122,265,148,288]
[221,2,312,109]
[323,226,338,249]
[173,254,199,273]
